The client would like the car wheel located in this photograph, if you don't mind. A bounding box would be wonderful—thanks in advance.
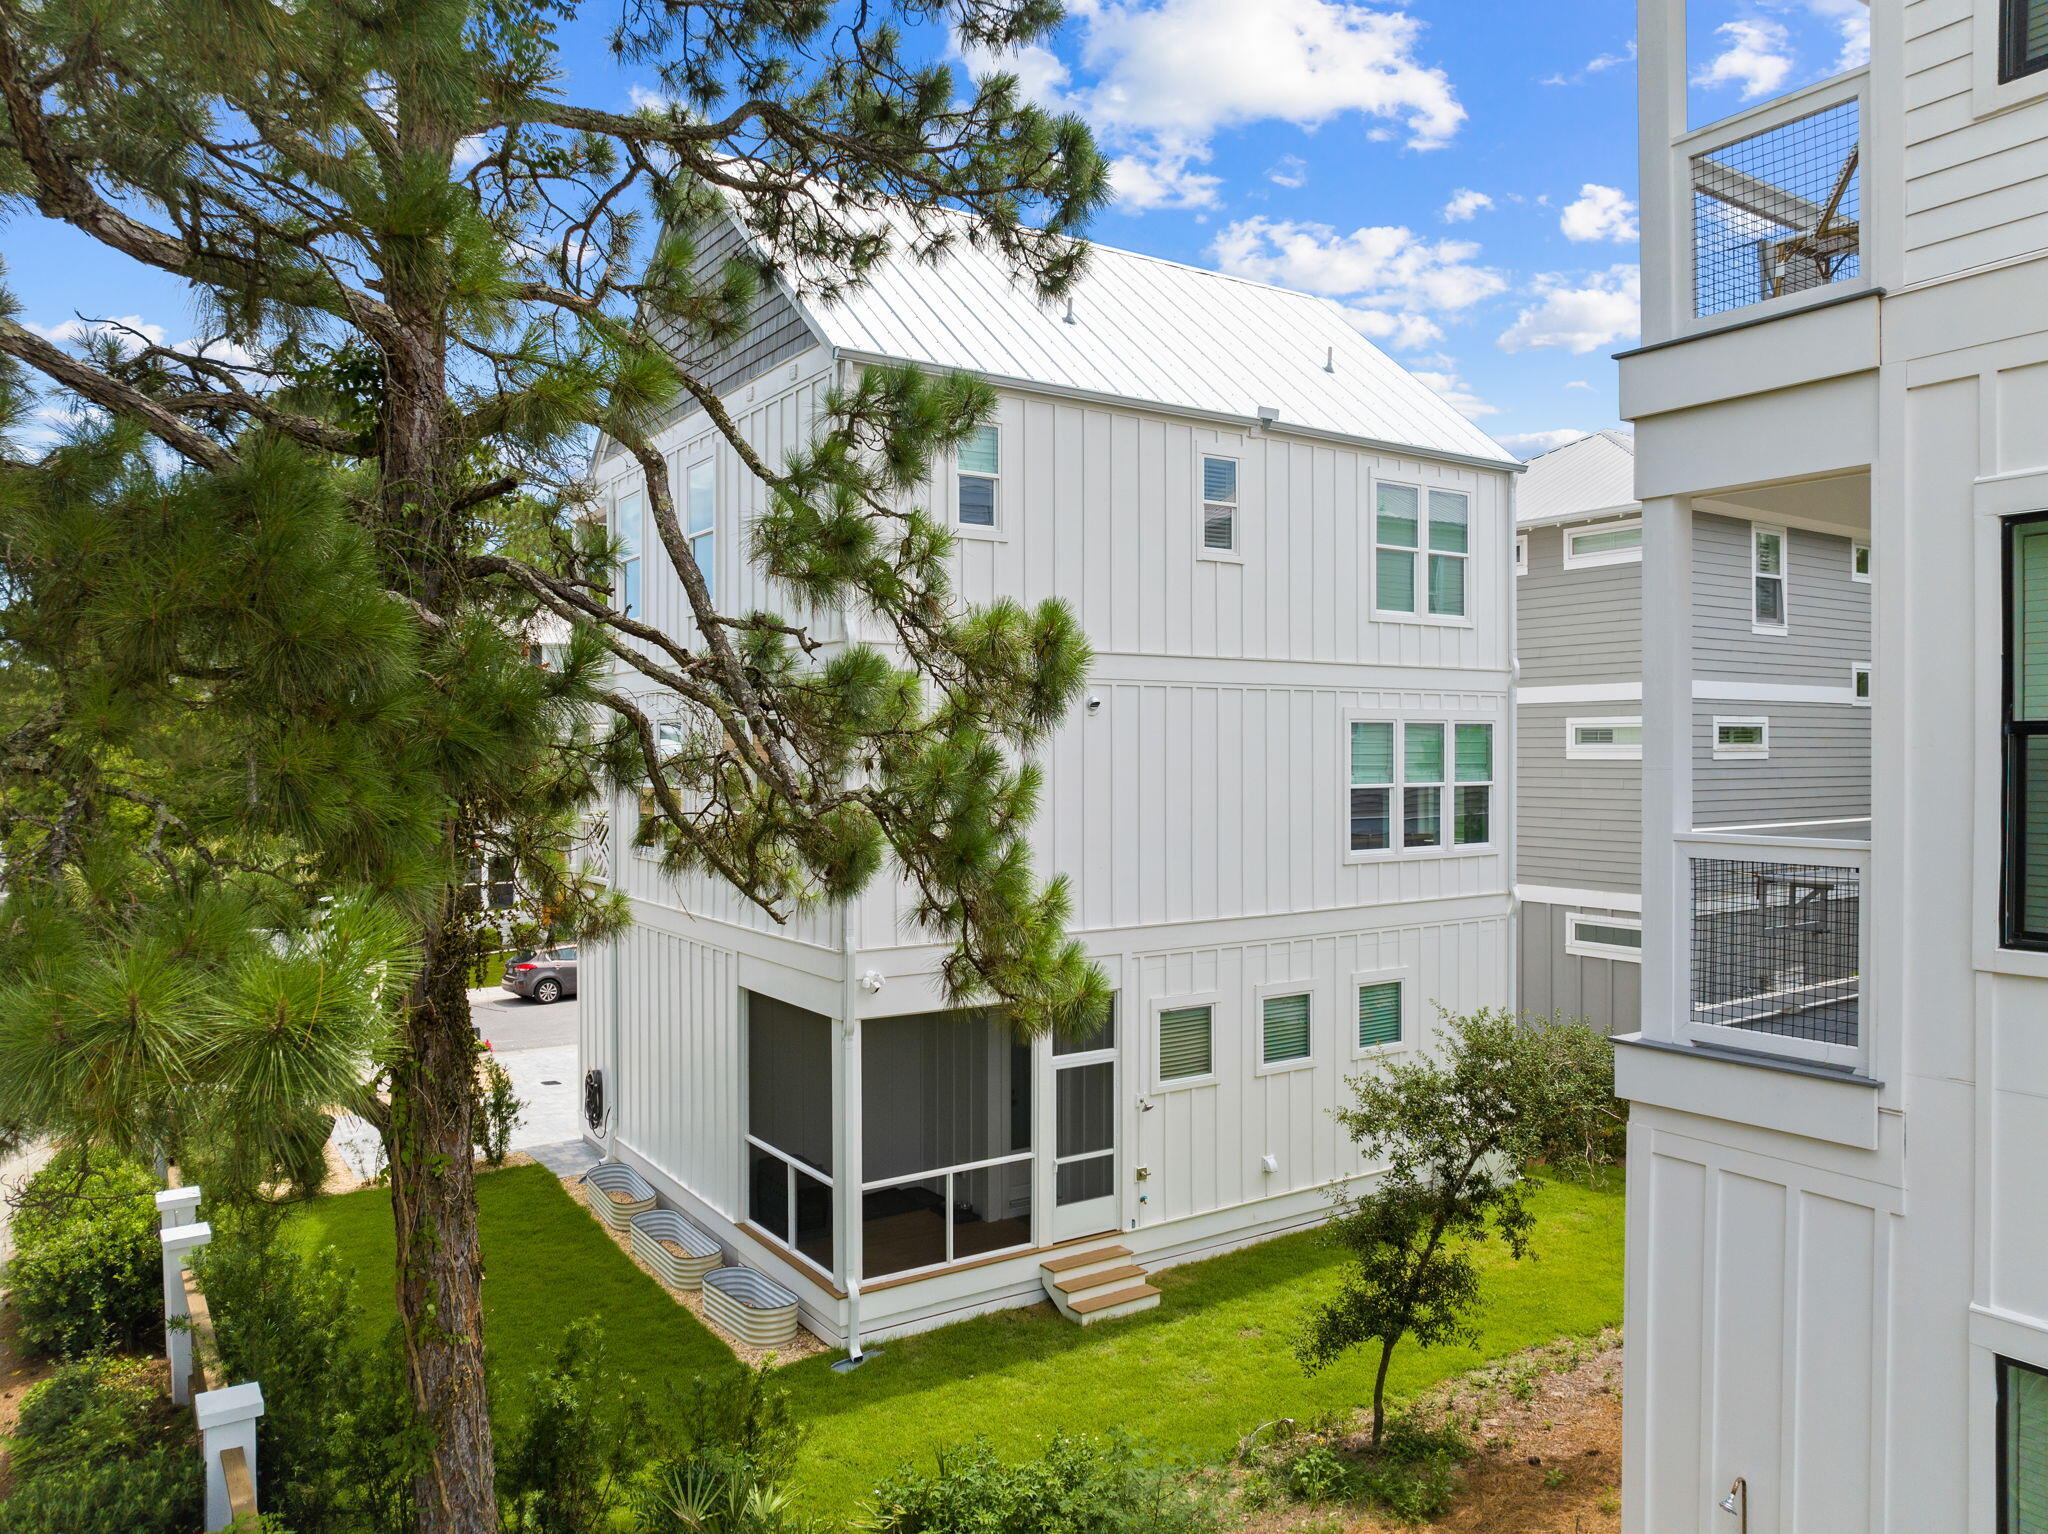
[533,978,561,1004]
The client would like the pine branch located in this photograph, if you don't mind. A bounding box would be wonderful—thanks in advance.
[0,318,237,471]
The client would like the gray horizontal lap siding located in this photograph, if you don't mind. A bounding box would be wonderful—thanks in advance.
[1516,523,1643,686]
[1515,702,1643,892]
[1693,702,1871,825]
[1691,513,1870,685]
[1517,901,1641,1036]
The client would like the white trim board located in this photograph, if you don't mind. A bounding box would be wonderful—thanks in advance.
[1515,884,1643,913]
[1517,680,1861,706]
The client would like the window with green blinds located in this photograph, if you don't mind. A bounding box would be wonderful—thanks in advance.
[1261,993,1312,1064]
[2007,518,2048,947]
[1376,483,1419,612]
[1357,981,1403,1049]
[2002,1358,2048,1532]
[1158,1005,1213,1081]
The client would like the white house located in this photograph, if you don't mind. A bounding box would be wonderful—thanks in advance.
[1620,0,2048,1527]
[578,214,1521,1347]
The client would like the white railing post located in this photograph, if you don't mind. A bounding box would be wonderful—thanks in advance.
[196,1381,264,1531]
[160,1215,212,1406]
[155,1186,203,1230]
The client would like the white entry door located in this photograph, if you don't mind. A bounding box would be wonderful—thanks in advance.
[1050,1009,1118,1241]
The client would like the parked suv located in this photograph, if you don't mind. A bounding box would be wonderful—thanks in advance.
[501,946,578,1003]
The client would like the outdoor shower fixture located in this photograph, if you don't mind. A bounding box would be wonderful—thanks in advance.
[1718,1476,1748,1530]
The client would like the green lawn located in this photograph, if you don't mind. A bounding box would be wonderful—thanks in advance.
[298,1163,1624,1514]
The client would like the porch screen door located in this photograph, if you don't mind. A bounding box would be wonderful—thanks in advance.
[1050,1008,1118,1240]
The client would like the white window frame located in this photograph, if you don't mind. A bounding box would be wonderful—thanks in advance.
[1566,715,1645,760]
[954,423,1003,538]
[1348,966,1414,1059]
[1713,715,1771,759]
[1561,517,1644,570]
[1564,912,1644,963]
[1198,451,1241,561]
[613,485,643,618]
[1150,992,1221,1092]
[1851,541,1871,583]
[1852,661,1871,705]
[682,455,717,604]
[1344,715,1497,861]
[1751,523,1789,635]
[633,720,685,857]
[1372,479,1473,626]
[1515,533,1528,576]
[1252,980,1320,1075]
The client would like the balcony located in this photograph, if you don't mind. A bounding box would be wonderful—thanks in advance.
[1678,830,1867,1071]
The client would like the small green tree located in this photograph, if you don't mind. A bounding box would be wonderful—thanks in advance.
[1296,1008,1621,1444]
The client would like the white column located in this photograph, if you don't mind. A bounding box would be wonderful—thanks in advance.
[1640,494,1696,1043]
[1636,0,1690,343]
[196,1381,265,1532]
[160,1219,213,1406]
[834,898,866,1359]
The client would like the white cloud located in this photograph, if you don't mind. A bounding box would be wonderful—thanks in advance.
[1804,0,1870,69]
[26,315,169,349]
[1692,19,1794,100]
[1339,304,1443,350]
[1559,183,1639,243]
[1268,154,1309,189]
[1541,40,1635,85]
[1110,148,1222,211]
[959,0,1464,208]
[1565,379,1594,390]
[1497,265,1641,354]
[1212,216,1506,351]
[1442,188,1493,223]
[1411,368,1498,419]
[1497,428,1594,457]
[628,84,679,112]
[454,134,495,170]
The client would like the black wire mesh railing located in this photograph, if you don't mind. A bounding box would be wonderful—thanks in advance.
[1692,97,1861,319]
[1691,858,1860,1047]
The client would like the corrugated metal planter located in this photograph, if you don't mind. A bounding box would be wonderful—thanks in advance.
[701,1267,799,1349]
[583,1162,655,1232]
[630,1209,722,1291]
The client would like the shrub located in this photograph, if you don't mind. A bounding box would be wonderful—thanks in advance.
[499,1318,650,1534]
[629,1366,818,1534]
[0,1358,202,1534]
[7,1152,160,1359]
[195,1220,425,1534]
[474,1052,523,1168]
[870,1432,1220,1534]
[1252,1415,1469,1525]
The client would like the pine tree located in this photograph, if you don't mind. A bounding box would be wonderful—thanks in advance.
[0,4,1108,1530]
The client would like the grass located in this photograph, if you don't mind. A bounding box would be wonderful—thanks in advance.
[297,1163,1624,1515]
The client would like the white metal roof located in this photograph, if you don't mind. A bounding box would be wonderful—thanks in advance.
[784,210,1516,468]
[1515,429,1637,525]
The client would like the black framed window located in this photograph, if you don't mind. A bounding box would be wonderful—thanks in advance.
[2003,0,2048,83]
[2000,1356,2048,1532]
[2004,515,2048,948]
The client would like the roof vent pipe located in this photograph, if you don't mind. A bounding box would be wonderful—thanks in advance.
[1062,298,1077,325]
[1324,345,1335,373]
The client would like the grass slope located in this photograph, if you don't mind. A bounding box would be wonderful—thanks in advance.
[297,1164,1623,1514]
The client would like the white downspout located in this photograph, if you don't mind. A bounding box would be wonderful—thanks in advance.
[835,896,867,1367]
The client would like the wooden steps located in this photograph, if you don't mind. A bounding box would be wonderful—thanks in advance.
[1039,1244,1161,1324]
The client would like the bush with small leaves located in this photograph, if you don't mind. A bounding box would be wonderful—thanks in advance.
[871,1432,1221,1534]
[7,1152,160,1360]
[0,1358,202,1534]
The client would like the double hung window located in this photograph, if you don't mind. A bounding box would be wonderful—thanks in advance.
[1202,455,1238,551]
[685,459,716,602]
[1376,483,1469,617]
[1752,525,1787,632]
[959,425,1000,528]
[1349,720,1493,853]
[615,489,642,617]
[2004,515,2048,948]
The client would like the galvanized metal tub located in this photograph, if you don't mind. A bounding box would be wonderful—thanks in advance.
[700,1266,799,1349]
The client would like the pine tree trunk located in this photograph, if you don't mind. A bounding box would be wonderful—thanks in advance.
[387,915,498,1534]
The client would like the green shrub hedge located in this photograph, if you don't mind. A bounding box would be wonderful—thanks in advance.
[7,1153,161,1359]
[0,1358,202,1534]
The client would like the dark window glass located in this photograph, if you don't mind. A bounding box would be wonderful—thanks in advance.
[2003,0,2048,81]
[2005,517,2048,948]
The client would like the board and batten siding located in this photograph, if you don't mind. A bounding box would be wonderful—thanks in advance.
[1518,901,1642,1036]
[944,396,1512,674]
[1691,513,1871,685]
[1516,521,1643,686]
[843,680,1508,951]
[1129,914,1506,1226]
[1692,702,1872,826]
[1517,701,1643,893]
[1901,0,2048,285]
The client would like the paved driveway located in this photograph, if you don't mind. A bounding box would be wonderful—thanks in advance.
[469,985,577,1053]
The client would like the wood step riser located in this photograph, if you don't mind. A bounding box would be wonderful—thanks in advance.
[1051,1263,1147,1295]
[1074,1294,1161,1325]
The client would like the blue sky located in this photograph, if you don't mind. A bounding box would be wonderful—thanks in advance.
[5,0,1869,459]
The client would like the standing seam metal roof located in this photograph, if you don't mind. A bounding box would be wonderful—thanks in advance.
[1514,429,1638,524]
[778,211,1516,467]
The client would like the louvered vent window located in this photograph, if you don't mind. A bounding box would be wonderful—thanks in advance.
[1357,981,1403,1049]
[1202,456,1237,551]
[1157,1004,1214,1081]
[1261,993,1312,1065]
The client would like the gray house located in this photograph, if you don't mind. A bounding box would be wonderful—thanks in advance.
[1514,429,1871,1034]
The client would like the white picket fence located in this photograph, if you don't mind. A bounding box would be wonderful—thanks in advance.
[154,1186,264,1531]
